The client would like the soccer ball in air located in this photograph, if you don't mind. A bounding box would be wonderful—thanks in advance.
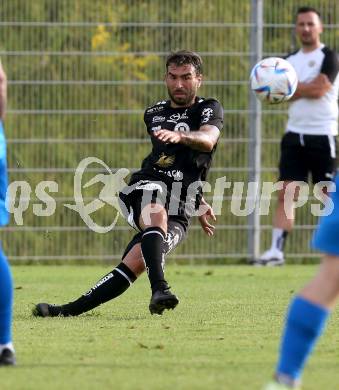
[250,57,298,104]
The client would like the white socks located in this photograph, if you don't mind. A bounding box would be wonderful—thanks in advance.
[271,228,288,252]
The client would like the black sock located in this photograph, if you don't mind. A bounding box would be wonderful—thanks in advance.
[60,262,137,316]
[140,226,167,293]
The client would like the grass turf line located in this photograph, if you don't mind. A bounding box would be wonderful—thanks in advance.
[2,265,339,390]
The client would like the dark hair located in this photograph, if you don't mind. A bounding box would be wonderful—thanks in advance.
[166,50,203,75]
[296,6,321,20]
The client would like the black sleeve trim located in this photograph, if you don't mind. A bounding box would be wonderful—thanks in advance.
[283,49,299,60]
[321,47,339,83]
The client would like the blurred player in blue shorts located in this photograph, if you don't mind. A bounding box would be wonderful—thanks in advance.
[0,60,15,366]
[264,174,339,389]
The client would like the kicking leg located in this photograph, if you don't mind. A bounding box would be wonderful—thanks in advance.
[33,237,145,317]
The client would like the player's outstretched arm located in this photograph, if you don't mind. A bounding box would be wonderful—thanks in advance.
[153,125,220,152]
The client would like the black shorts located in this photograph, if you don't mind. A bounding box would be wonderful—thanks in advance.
[279,131,337,184]
[118,175,192,232]
[121,218,187,260]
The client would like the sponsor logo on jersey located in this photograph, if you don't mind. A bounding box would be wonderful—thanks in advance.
[152,116,166,123]
[155,153,175,168]
[174,122,190,132]
[151,126,161,132]
[201,107,214,123]
[168,109,189,123]
[146,105,165,114]
[308,60,316,67]
[172,170,183,180]
[155,168,183,180]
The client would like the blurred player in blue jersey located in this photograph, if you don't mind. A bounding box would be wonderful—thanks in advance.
[0,60,15,366]
[264,174,339,389]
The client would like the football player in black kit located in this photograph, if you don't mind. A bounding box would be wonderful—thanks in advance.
[33,50,224,317]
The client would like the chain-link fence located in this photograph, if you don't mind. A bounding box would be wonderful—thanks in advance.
[0,0,338,263]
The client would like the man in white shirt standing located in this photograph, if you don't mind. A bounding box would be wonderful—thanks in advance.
[254,6,339,267]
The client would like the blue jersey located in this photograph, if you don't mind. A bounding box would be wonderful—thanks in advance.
[0,120,9,226]
[312,175,339,255]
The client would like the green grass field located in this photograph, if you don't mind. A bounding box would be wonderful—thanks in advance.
[2,265,339,390]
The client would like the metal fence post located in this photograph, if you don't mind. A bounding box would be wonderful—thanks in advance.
[248,0,263,261]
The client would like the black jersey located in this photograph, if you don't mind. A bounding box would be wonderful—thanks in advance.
[131,97,223,189]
